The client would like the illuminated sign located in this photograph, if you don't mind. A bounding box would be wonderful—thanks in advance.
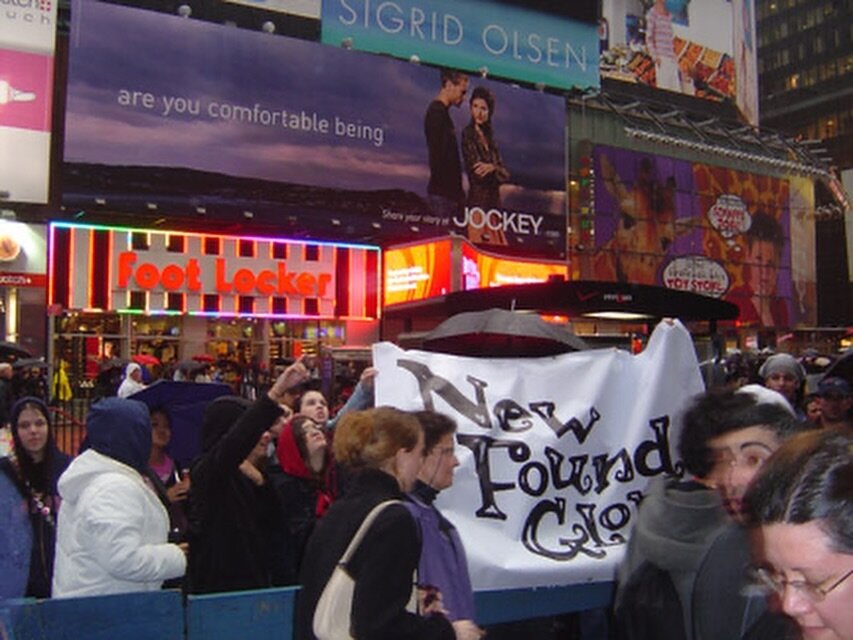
[384,236,567,306]
[321,0,599,92]
[49,223,380,319]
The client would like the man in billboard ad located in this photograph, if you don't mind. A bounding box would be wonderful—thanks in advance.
[599,0,758,127]
[63,0,566,259]
[592,146,794,328]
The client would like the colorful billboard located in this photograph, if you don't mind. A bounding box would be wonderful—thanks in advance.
[49,223,381,319]
[599,0,759,126]
[0,0,57,203]
[383,236,567,306]
[321,0,599,92]
[64,0,567,259]
[590,145,815,328]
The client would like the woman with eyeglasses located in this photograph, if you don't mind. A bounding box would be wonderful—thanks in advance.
[745,429,853,640]
[0,397,71,597]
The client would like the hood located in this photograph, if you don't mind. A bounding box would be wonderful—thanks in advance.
[125,362,141,378]
[82,397,151,474]
[201,395,252,452]
[58,449,140,504]
[10,395,55,454]
[277,422,312,479]
[633,476,728,572]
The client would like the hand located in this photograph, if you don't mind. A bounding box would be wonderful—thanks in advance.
[177,542,189,557]
[473,162,495,178]
[452,619,486,640]
[359,367,378,391]
[166,478,190,503]
[268,357,310,403]
[417,585,447,616]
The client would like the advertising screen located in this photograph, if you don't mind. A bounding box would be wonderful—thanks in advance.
[591,145,815,328]
[384,239,453,306]
[0,0,57,203]
[599,0,758,126]
[383,236,567,306]
[64,0,567,259]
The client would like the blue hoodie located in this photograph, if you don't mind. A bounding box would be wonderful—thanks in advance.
[82,398,151,474]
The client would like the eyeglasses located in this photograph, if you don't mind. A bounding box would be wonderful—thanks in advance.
[748,566,853,603]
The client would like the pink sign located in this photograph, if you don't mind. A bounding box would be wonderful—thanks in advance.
[0,48,53,131]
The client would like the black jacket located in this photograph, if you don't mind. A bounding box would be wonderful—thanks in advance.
[186,394,283,594]
[294,468,454,640]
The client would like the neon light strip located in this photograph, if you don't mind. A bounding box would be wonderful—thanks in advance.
[68,228,76,308]
[47,225,56,304]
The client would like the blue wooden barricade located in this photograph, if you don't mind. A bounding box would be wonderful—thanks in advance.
[0,582,614,639]
[0,590,183,640]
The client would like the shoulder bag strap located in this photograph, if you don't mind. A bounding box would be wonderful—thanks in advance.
[339,499,400,565]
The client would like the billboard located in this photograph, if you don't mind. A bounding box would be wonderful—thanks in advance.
[0,0,57,203]
[321,0,599,92]
[64,0,567,259]
[383,236,567,306]
[49,223,380,319]
[599,0,759,126]
[590,145,816,328]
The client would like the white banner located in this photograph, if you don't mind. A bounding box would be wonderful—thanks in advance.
[374,319,704,590]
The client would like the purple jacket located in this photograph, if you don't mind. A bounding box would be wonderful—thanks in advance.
[405,481,477,622]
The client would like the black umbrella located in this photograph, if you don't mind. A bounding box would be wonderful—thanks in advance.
[422,308,588,358]
[821,350,852,385]
[0,341,31,362]
[12,357,48,370]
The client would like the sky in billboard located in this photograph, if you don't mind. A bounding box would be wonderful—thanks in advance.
[591,145,798,327]
[64,0,567,258]
[599,0,759,126]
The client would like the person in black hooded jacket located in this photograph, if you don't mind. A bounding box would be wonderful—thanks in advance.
[185,358,309,594]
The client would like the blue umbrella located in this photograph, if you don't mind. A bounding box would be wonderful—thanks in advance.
[130,380,232,467]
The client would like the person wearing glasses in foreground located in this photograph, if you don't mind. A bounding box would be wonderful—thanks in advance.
[745,429,853,640]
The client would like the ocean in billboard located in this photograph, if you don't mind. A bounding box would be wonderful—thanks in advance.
[63,0,567,258]
[591,145,795,327]
[599,0,759,127]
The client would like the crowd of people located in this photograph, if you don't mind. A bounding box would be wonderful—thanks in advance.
[0,344,850,640]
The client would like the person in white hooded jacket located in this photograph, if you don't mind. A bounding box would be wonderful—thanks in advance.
[52,397,186,598]
[117,362,146,399]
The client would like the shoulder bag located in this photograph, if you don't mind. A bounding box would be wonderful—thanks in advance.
[313,499,416,639]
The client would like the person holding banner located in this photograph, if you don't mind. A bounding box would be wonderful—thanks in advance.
[405,411,484,638]
[295,407,471,640]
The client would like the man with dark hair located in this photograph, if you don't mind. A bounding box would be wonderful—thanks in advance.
[406,411,484,639]
[424,69,469,218]
[726,211,789,327]
[614,387,809,640]
[815,376,852,431]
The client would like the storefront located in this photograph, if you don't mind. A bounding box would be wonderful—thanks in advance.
[0,220,48,357]
[47,222,380,396]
